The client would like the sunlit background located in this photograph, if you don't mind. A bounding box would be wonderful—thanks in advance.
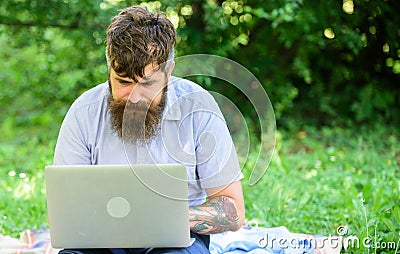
[0,1,399,252]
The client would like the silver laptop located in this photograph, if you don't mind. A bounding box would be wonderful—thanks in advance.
[45,164,192,248]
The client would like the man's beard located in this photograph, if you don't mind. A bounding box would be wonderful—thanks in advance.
[107,87,167,145]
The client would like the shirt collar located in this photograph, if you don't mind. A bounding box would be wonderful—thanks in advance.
[163,76,182,120]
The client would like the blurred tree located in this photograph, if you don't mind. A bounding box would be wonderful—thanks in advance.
[0,0,399,130]
[173,0,400,127]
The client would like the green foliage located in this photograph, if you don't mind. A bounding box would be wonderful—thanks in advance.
[0,1,399,252]
[1,0,399,130]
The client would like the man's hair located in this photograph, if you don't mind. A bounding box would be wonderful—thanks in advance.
[106,6,176,82]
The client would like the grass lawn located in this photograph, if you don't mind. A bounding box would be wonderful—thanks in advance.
[242,125,400,253]
[0,122,399,253]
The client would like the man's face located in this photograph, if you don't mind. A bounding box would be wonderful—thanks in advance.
[109,63,168,105]
[107,63,169,144]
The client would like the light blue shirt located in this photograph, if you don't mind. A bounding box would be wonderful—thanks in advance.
[54,77,243,206]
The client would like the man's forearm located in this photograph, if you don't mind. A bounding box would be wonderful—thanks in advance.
[189,196,242,234]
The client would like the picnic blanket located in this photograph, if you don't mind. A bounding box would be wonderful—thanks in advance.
[0,226,342,254]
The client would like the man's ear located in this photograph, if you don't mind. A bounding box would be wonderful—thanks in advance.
[167,61,175,77]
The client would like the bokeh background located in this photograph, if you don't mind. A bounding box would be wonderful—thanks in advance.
[1,0,399,129]
[1,1,399,253]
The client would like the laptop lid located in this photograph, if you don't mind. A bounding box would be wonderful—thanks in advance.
[45,164,191,248]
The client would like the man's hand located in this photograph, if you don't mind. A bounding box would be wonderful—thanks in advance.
[189,181,245,234]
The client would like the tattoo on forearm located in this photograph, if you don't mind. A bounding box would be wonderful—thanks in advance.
[190,196,240,234]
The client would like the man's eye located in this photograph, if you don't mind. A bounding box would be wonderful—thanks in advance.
[138,80,156,86]
[138,82,151,86]
[119,80,132,85]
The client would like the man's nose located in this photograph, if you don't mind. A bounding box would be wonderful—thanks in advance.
[128,87,143,103]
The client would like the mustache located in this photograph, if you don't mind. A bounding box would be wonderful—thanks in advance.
[111,98,152,114]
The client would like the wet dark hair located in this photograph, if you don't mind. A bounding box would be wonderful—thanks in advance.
[106,6,176,82]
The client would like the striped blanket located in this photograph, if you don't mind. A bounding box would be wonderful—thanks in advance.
[0,226,342,254]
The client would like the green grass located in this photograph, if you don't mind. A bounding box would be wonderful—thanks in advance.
[0,124,56,236]
[1,121,399,253]
[242,125,400,253]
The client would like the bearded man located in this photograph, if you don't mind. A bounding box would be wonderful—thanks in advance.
[53,5,244,254]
